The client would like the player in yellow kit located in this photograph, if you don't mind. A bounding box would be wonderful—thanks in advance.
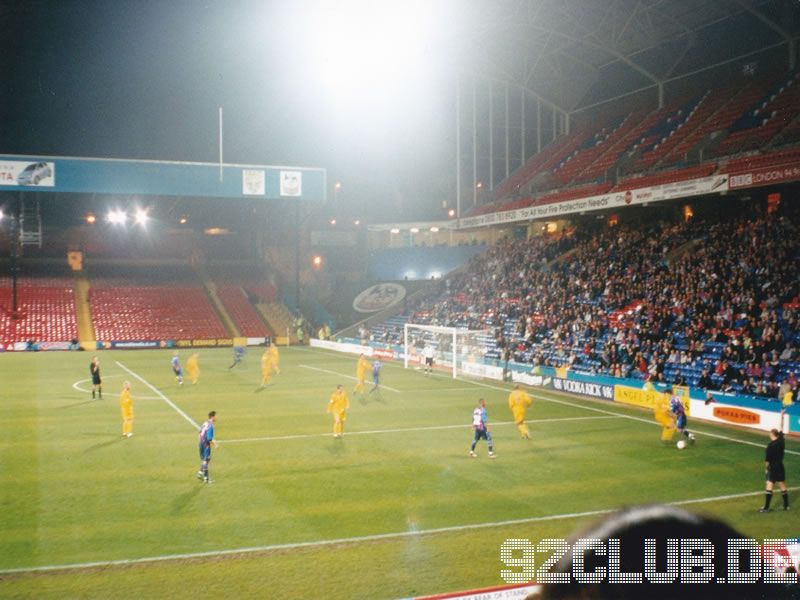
[654,392,676,442]
[260,348,272,387]
[327,384,350,438]
[186,353,200,385]
[268,341,280,375]
[354,354,370,394]
[508,384,533,439]
[120,381,134,438]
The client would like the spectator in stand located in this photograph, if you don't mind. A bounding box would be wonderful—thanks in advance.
[697,367,713,390]
[384,205,798,400]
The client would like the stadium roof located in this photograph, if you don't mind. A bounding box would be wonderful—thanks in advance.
[462,0,800,113]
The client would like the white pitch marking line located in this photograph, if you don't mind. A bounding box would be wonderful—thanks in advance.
[222,415,620,444]
[3,485,796,575]
[297,348,800,455]
[71,376,161,400]
[460,378,800,456]
[115,361,200,431]
[408,387,482,392]
[298,364,401,393]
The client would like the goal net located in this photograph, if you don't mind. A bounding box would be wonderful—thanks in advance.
[403,323,493,379]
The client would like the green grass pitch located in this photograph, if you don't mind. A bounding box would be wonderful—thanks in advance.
[0,347,797,598]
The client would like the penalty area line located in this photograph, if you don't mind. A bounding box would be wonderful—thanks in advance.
[222,415,620,444]
[298,364,401,392]
[460,378,800,457]
[115,361,200,431]
[3,485,796,575]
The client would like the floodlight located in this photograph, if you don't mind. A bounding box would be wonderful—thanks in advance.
[390,228,400,234]
[134,208,149,226]
[410,227,419,233]
[430,227,439,232]
[353,219,360,226]
[307,0,447,115]
[330,219,337,226]
[448,209,455,217]
[107,210,126,225]
[0,209,4,221]
[86,214,96,224]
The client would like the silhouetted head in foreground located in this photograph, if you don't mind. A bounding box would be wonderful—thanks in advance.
[530,505,799,600]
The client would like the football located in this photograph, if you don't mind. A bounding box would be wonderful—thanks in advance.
[676,440,687,450]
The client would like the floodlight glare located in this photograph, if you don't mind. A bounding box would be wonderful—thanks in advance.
[0,209,4,221]
[107,210,127,225]
[309,0,445,105]
[86,214,96,224]
[430,227,439,232]
[410,227,419,233]
[134,208,149,226]
[390,228,400,234]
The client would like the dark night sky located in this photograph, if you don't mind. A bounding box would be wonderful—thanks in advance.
[0,0,465,221]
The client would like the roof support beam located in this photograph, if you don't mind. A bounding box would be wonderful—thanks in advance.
[733,0,795,69]
[529,24,665,107]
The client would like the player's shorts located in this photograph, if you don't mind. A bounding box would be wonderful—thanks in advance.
[425,357,434,366]
[92,374,101,385]
[767,463,786,482]
[334,410,346,422]
[473,428,489,442]
[676,415,687,430]
[199,444,212,461]
[173,367,183,376]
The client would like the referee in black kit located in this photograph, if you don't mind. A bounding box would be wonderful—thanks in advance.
[760,428,789,512]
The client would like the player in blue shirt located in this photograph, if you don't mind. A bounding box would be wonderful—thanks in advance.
[171,352,184,385]
[228,346,245,370]
[469,398,496,458]
[196,411,218,484]
[670,390,695,443]
[369,359,382,393]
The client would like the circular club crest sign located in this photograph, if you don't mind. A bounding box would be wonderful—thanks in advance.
[353,283,406,313]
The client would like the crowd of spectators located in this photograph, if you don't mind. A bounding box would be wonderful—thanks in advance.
[397,202,799,402]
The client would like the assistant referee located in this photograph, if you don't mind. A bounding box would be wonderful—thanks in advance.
[760,428,789,512]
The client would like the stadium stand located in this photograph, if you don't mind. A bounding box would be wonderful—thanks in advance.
[0,276,78,343]
[477,72,798,223]
[88,263,228,341]
[206,263,276,338]
[214,286,272,337]
[367,204,799,402]
[710,72,800,157]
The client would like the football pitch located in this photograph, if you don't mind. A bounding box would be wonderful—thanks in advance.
[1,347,797,599]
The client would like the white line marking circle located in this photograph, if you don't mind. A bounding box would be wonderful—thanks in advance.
[72,375,161,400]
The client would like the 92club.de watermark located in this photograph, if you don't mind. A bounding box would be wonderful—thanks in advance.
[500,538,800,584]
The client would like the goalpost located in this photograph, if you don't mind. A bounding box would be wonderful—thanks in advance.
[403,323,493,379]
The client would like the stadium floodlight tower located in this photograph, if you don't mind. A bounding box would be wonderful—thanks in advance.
[403,323,493,379]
